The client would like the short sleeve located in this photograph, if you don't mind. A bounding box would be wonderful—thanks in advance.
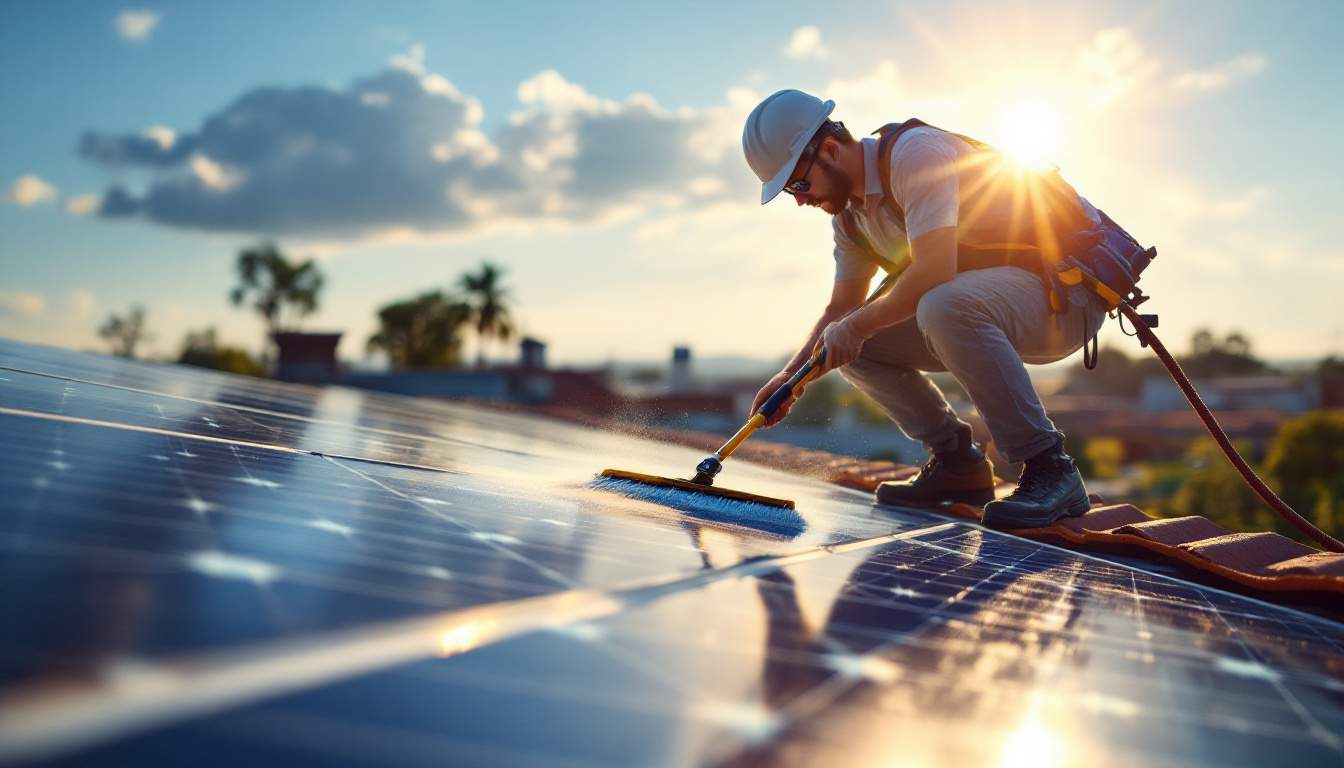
[889,130,960,240]
[832,215,878,282]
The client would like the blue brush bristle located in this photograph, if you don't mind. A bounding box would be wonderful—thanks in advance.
[590,476,806,538]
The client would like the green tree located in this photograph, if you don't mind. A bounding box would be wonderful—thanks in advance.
[1083,437,1125,480]
[1180,327,1271,378]
[457,262,514,368]
[1264,411,1344,539]
[229,241,324,336]
[788,373,845,425]
[177,327,264,376]
[98,305,151,358]
[366,291,471,369]
[1166,437,1271,533]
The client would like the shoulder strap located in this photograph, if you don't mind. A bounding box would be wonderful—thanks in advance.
[842,118,1022,276]
[872,118,996,231]
[872,121,914,232]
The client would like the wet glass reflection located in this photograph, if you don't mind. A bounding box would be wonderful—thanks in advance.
[3,339,1342,766]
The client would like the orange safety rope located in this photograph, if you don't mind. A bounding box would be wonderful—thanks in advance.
[1116,303,1344,553]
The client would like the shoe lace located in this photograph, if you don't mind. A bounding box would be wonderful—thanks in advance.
[913,454,942,485]
[1015,455,1063,498]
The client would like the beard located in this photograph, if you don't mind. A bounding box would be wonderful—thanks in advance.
[817,161,853,214]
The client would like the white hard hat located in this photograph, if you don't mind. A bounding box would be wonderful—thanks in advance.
[742,89,835,204]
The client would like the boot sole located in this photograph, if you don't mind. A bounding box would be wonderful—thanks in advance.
[981,488,1091,529]
[875,487,997,509]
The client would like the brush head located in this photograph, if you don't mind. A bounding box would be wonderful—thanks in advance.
[593,468,805,537]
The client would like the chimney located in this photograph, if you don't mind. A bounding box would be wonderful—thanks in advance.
[520,337,547,371]
[670,345,691,393]
[271,331,342,383]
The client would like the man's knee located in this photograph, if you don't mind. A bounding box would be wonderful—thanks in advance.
[915,280,980,341]
[839,355,882,390]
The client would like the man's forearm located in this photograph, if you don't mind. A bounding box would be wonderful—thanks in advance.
[848,261,949,337]
[784,309,845,373]
[843,226,959,339]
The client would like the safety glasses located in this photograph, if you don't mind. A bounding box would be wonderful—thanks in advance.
[782,141,820,196]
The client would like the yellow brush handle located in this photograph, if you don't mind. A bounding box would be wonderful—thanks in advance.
[717,412,766,462]
[709,272,900,466]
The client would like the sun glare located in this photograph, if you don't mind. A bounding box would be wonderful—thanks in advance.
[991,99,1064,171]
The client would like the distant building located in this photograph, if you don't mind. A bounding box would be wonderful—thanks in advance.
[669,346,691,393]
[520,337,546,370]
[272,331,342,383]
[1139,375,1319,414]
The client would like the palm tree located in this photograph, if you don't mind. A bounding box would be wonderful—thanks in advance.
[98,305,151,358]
[229,241,325,335]
[366,291,471,369]
[457,261,514,368]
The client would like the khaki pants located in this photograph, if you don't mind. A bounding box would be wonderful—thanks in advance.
[840,266,1107,463]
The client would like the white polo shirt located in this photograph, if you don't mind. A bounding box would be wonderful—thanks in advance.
[832,127,1053,281]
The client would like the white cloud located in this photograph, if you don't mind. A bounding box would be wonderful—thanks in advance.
[784,26,828,61]
[67,289,97,316]
[1172,53,1267,92]
[79,62,750,239]
[188,153,244,191]
[5,175,58,207]
[116,10,160,41]
[1073,28,1161,107]
[0,291,47,317]
[389,43,427,75]
[64,194,101,215]
[142,125,176,150]
[516,69,610,114]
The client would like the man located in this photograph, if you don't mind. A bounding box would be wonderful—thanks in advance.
[742,88,1122,528]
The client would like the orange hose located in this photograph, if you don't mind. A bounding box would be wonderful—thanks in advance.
[1116,303,1344,553]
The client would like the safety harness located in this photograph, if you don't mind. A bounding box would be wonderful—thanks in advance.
[837,119,1159,367]
[832,120,1344,553]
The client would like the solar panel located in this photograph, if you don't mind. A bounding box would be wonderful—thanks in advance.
[1,338,1342,766]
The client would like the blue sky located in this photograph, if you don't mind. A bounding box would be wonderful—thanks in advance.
[3,0,1343,366]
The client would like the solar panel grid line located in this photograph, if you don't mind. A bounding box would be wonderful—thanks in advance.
[5,342,1344,766]
[323,454,586,592]
[1,470,569,573]
[0,586,627,763]
[6,392,535,484]
[953,524,1344,635]
[7,419,870,607]
[1,369,545,464]
[196,707,600,768]
[0,404,316,459]
[716,541,1051,762]
[741,546,1338,763]
[280,556,1333,763]
[1192,589,1344,752]
[0,521,956,763]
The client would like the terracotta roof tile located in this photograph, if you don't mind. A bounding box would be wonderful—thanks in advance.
[1265,553,1344,577]
[1112,515,1230,546]
[1057,503,1149,533]
[1178,532,1319,575]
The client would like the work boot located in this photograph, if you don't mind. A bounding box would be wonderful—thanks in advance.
[981,441,1091,528]
[875,428,995,508]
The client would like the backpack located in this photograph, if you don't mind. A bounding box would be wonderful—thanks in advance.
[837,119,1156,324]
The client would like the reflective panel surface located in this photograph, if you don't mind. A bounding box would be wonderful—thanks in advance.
[1,339,1341,767]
